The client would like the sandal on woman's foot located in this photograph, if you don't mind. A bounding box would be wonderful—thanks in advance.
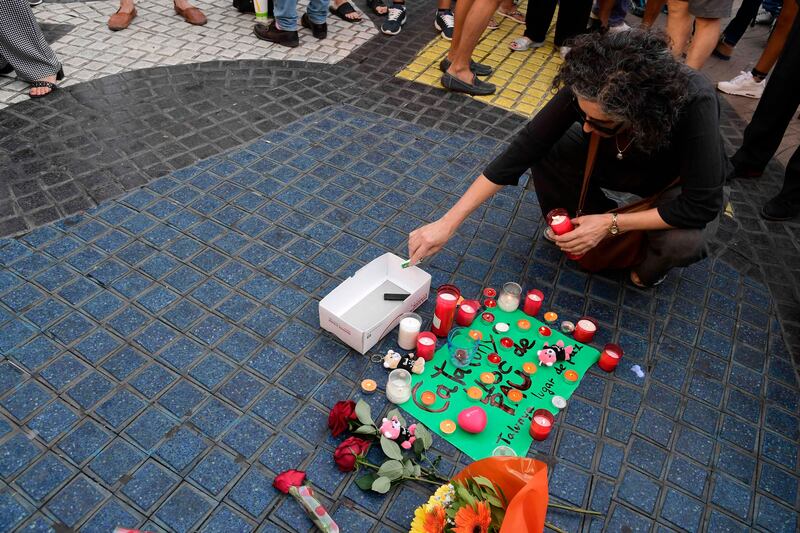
[28,67,63,98]
[366,0,388,15]
[509,36,543,51]
[497,8,525,23]
[329,1,362,22]
[630,271,666,288]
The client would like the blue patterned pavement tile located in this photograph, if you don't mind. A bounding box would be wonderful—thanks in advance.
[14,453,74,503]
[711,474,752,521]
[660,489,703,532]
[94,388,145,429]
[108,307,149,338]
[239,274,279,301]
[766,380,799,412]
[627,437,668,477]
[271,489,320,530]
[87,259,129,286]
[286,404,329,445]
[88,438,146,487]
[715,444,756,484]
[635,409,674,447]
[188,447,244,496]
[134,321,178,354]
[156,427,209,473]
[47,312,94,345]
[720,414,758,452]
[201,505,255,533]
[599,442,624,478]
[250,388,298,426]
[725,388,760,419]
[604,411,634,443]
[556,430,597,470]
[563,398,603,434]
[164,265,204,293]
[74,330,122,364]
[227,466,279,519]
[219,371,266,409]
[764,406,799,440]
[0,432,42,478]
[675,426,714,466]
[9,336,60,371]
[101,347,146,381]
[160,338,204,372]
[191,398,239,439]
[82,292,124,321]
[137,286,179,313]
[162,299,205,330]
[618,468,660,514]
[755,496,797,533]
[111,272,152,299]
[246,347,291,382]
[140,254,180,279]
[681,399,720,435]
[549,463,590,507]
[155,483,214,533]
[58,278,100,306]
[277,361,324,399]
[158,380,207,418]
[1,381,53,422]
[0,492,32,531]
[761,430,798,466]
[191,315,233,346]
[221,416,272,459]
[218,330,260,363]
[121,460,180,512]
[0,284,44,312]
[45,475,106,528]
[258,434,310,474]
[56,420,112,466]
[23,299,69,329]
[0,361,25,395]
[758,462,798,505]
[26,400,79,442]
[129,364,178,399]
[190,355,235,390]
[707,509,750,532]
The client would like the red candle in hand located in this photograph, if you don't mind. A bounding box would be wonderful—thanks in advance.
[416,332,437,361]
[546,208,582,260]
[529,409,554,441]
[598,343,623,372]
[523,289,544,316]
[431,285,461,337]
[573,317,597,344]
[455,300,479,327]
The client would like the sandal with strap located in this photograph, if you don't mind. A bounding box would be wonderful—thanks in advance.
[509,36,543,51]
[497,8,525,23]
[329,1,362,22]
[366,0,388,16]
[29,66,63,98]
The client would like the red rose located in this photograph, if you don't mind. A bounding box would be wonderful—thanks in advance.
[333,437,370,472]
[273,469,306,494]
[328,400,358,437]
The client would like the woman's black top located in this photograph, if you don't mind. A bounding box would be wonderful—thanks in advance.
[483,70,727,229]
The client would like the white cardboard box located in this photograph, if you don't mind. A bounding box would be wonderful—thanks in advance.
[319,253,431,354]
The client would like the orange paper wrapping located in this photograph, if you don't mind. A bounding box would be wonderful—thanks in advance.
[452,457,549,533]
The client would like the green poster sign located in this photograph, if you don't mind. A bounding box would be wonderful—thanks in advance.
[400,307,601,460]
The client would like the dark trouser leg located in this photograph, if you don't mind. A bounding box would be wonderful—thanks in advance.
[554,0,593,46]
[732,11,800,171]
[635,187,721,286]
[530,124,617,216]
[0,0,61,81]
[525,0,558,42]
[721,0,762,45]
[773,145,800,209]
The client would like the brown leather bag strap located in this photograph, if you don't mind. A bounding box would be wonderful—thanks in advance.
[576,132,601,217]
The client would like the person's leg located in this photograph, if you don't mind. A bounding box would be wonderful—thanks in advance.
[642,0,667,26]
[685,17,721,69]
[498,0,525,22]
[435,0,456,40]
[762,145,800,220]
[718,0,762,49]
[666,0,693,58]
[0,0,61,96]
[523,0,558,43]
[307,0,328,24]
[732,8,800,174]
[273,0,299,30]
[635,187,720,286]
[754,0,798,74]
[446,0,503,84]
[596,0,616,29]
[554,0,593,46]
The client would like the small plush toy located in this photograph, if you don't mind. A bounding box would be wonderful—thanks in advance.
[379,416,417,449]
[537,340,574,367]
[383,350,425,374]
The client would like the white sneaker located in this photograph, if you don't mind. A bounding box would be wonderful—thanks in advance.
[717,71,765,99]
[608,21,631,33]
[559,46,571,59]
[755,8,774,25]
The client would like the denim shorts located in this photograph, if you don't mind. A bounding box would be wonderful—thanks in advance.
[676,0,733,18]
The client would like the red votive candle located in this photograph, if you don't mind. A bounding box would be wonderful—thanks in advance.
[455,300,479,327]
[523,289,544,316]
[546,208,581,260]
[416,332,437,361]
[573,317,598,344]
[598,343,623,372]
[499,337,514,352]
[483,288,497,299]
[484,298,496,309]
[431,285,461,337]
[529,409,554,441]
[481,312,495,325]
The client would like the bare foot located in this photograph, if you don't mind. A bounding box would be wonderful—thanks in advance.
[117,0,134,13]
[29,74,57,97]
[332,0,362,20]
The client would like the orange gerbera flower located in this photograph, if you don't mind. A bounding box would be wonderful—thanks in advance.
[453,501,492,533]
[423,505,446,533]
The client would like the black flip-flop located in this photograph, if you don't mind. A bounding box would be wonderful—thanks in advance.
[366,0,388,15]
[29,81,58,99]
[329,1,362,22]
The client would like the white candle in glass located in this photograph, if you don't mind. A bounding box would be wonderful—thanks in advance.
[497,282,522,312]
[386,369,412,404]
[397,313,421,350]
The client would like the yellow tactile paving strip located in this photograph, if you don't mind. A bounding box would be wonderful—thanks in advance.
[397,1,563,116]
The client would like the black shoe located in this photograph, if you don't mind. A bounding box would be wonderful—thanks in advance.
[381,4,406,35]
[761,195,798,221]
[434,9,454,40]
[0,63,13,75]
[441,71,496,95]
[254,22,300,48]
[301,13,327,39]
[439,57,493,77]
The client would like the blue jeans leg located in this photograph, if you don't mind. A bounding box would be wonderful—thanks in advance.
[274,0,299,30]
[307,0,328,24]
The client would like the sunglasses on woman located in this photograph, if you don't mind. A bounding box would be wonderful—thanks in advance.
[573,101,624,136]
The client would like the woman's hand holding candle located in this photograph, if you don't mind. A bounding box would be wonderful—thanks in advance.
[553,214,613,256]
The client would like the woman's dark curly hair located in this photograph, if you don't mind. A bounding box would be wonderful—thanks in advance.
[554,29,690,153]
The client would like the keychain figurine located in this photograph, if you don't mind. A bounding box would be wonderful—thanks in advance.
[383,350,425,374]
